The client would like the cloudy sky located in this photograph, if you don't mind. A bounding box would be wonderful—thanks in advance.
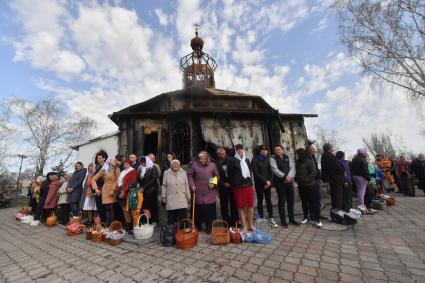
[0,0,424,166]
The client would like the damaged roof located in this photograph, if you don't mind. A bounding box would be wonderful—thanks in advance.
[109,86,317,124]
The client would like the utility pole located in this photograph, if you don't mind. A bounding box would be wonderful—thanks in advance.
[16,154,27,196]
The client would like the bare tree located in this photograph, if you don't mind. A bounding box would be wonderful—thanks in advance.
[313,125,344,157]
[8,98,95,176]
[333,0,425,98]
[362,132,405,158]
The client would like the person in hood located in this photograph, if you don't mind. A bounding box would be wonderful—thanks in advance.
[187,151,219,234]
[351,148,371,211]
[229,144,255,233]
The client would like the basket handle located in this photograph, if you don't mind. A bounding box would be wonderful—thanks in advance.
[69,212,74,218]
[137,214,149,226]
[212,219,229,229]
[51,211,56,217]
[178,219,194,230]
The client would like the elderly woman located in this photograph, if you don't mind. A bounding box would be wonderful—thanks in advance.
[67,162,87,216]
[57,173,72,224]
[138,156,158,224]
[44,173,61,219]
[229,144,255,233]
[187,151,219,234]
[161,160,191,225]
[92,158,120,225]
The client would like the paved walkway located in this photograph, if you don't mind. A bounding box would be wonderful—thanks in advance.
[1,196,425,282]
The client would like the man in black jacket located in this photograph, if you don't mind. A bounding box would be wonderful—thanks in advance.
[252,145,277,227]
[410,153,425,195]
[270,145,300,228]
[320,143,345,211]
[215,148,238,224]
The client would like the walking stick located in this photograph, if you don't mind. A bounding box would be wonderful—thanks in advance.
[192,191,196,225]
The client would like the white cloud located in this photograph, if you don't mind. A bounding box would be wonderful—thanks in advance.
[10,0,85,79]
[313,17,328,32]
[308,77,425,156]
[155,9,171,26]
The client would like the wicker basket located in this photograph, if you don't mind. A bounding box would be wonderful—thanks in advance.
[106,221,124,245]
[176,219,199,249]
[134,214,154,240]
[91,223,107,243]
[20,207,30,215]
[176,192,198,249]
[66,220,84,236]
[46,212,57,228]
[229,222,243,244]
[69,211,82,225]
[211,219,230,245]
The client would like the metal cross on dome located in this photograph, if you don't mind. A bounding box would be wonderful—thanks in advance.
[193,23,200,34]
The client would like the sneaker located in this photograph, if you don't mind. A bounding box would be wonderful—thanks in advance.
[269,218,278,228]
[315,221,323,228]
[357,205,366,211]
[301,218,309,224]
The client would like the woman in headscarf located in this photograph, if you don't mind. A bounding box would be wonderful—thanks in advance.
[138,156,158,224]
[57,173,72,224]
[91,158,120,225]
[228,144,255,233]
[44,173,61,219]
[67,162,87,216]
[81,163,97,226]
[187,151,219,234]
[351,148,371,212]
[161,159,191,225]
[118,159,138,231]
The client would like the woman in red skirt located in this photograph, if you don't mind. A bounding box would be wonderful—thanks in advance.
[229,144,255,233]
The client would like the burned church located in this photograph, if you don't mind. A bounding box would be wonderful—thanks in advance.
[109,31,316,164]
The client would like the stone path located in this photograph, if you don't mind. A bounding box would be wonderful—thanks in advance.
[1,196,425,282]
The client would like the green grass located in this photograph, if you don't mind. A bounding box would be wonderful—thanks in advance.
[8,198,30,208]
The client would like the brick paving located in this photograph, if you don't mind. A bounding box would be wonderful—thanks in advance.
[1,196,425,282]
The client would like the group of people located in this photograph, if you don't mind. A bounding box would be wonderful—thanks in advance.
[26,142,425,236]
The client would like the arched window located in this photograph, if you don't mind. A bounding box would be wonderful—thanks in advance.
[172,121,191,164]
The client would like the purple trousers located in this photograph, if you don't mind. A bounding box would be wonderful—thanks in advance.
[353,176,368,206]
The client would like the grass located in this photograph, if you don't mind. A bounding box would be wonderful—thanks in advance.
[8,198,29,208]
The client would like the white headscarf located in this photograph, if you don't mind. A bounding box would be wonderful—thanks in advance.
[139,156,154,179]
[235,152,250,179]
[118,166,134,187]
[100,157,112,172]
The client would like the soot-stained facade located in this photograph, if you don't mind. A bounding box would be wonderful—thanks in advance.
[109,31,317,164]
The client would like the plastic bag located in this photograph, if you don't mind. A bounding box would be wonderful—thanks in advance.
[254,217,269,233]
[252,229,272,244]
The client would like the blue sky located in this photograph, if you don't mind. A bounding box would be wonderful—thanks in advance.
[0,0,423,171]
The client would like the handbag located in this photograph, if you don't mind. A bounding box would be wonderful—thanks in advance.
[160,223,177,247]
